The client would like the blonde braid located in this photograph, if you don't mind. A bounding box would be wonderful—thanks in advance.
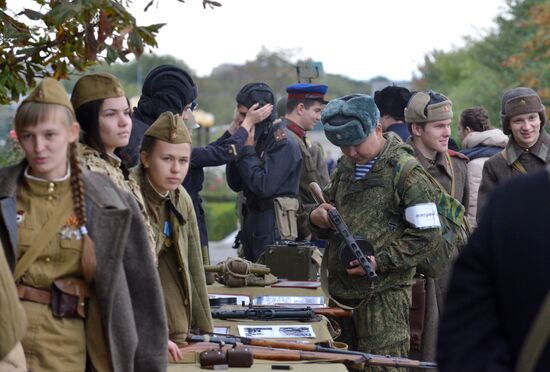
[69,142,96,282]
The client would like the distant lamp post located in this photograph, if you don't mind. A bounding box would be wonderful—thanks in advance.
[192,109,215,145]
[296,61,324,83]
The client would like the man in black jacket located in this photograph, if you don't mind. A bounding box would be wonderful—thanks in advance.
[437,167,550,372]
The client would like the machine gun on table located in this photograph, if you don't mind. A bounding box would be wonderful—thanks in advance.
[211,306,352,321]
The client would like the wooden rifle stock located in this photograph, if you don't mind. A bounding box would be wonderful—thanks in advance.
[313,307,352,318]
[211,306,352,320]
[186,334,437,369]
[181,341,366,365]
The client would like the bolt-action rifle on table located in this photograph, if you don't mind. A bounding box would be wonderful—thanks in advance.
[185,334,437,369]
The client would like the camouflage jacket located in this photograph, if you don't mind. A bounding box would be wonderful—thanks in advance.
[312,134,442,300]
[79,144,156,260]
[407,139,470,207]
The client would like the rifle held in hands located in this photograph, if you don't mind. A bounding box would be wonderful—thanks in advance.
[309,182,378,280]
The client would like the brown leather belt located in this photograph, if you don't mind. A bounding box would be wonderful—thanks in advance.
[17,284,51,305]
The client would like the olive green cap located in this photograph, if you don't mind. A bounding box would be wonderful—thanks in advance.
[144,111,192,144]
[71,72,125,110]
[404,91,453,123]
[22,77,74,114]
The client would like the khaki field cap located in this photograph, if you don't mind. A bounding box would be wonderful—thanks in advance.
[500,87,546,135]
[404,91,453,123]
[23,77,74,114]
[144,111,192,144]
[71,72,125,110]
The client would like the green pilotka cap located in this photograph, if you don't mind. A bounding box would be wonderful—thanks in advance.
[144,111,192,144]
[71,72,125,110]
[22,77,74,114]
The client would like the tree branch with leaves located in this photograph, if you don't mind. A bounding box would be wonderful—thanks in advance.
[0,0,221,104]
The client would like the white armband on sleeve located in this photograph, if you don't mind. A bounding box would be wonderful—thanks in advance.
[405,203,440,229]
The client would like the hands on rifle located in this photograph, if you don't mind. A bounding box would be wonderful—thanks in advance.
[311,203,378,277]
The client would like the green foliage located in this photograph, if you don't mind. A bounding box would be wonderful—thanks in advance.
[77,49,371,125]
[62,53,193,97]
[0,137,24,167]
[0,0,220,104]
[416,0,548,138]
[203,201,237,241]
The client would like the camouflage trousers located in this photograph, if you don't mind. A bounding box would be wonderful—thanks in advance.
[335,287,411,372]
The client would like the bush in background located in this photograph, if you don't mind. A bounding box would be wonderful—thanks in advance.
[203,200,238,241]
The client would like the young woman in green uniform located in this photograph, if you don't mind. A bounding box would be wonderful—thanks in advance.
[131,111,213,361]
[70,72,155,256]
[0,78,167,371]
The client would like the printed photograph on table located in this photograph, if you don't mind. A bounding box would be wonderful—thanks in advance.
[253,296,325,307]
[238,325,316,339]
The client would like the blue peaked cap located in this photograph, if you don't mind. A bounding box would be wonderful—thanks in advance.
[287,83,328,103]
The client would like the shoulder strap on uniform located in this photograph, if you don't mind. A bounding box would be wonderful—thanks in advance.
[393,155,419,201]
[444,152,456,197]
[515,289,550,372]
[500,149,528,175]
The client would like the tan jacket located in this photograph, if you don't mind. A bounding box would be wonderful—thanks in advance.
[477,130,550,222]
[0,162,167,372]
[460,129,508,228]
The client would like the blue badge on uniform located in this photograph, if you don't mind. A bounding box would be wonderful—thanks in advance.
[163,221,172,238]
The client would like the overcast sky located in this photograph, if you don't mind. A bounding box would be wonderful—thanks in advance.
[134,0,507,82]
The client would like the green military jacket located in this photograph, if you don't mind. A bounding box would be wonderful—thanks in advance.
[0,244,26,360]
[287,122,330,239]
[407,139,469,207]
[131,167,212,340]
[313,134,442,300]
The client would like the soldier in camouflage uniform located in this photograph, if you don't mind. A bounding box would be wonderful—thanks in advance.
[71,73,156,257]
[310,94,443,371]
[131,112,212,361]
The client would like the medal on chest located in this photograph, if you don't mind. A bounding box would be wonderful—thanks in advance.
[59,214,83,240]
[16,210,25,224]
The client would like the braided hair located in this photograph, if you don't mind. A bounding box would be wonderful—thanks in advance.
[459,107,493,132]
[15,102,97,282]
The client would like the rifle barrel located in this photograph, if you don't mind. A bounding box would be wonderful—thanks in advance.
[186,334,437,369]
